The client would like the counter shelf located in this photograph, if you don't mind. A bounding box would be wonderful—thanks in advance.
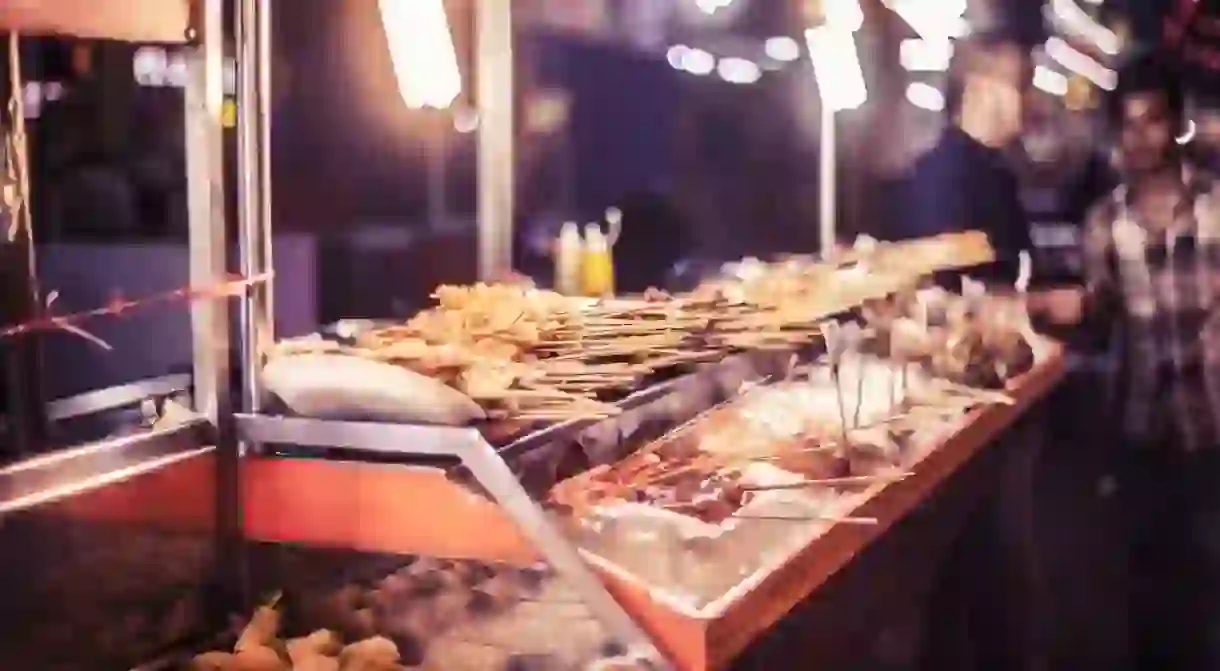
[232,331,1064,670]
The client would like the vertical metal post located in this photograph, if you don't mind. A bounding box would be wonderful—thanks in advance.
[256,0,275,353]
[427,117,448,229]
[237,0,274,415]
[185,0,245,614]
[476,0,515,280]
[185,1,230,430]
[819,102,836,259]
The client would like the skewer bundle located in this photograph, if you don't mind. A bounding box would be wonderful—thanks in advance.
[264,232,1002,425]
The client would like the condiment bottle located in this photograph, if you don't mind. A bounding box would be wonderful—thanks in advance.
[580,223,615,297]
[554,221,582,295]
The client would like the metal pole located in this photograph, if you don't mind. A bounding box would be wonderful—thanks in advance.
[256,0,275,360]
[236,0,272,415]
[185,0,229,426]
[427,116,448,229]
[476,0,515,280]
[184,0,245,616]
[819,101,836,259]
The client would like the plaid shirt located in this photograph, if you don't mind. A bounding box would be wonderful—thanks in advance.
[1082,165,1220,450]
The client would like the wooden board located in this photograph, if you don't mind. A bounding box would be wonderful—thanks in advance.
[0,0,192,42]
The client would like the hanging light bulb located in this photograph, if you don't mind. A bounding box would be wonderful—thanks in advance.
[378,0,463,110]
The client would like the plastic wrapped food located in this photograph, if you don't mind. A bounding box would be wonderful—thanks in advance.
[261,353,486,425]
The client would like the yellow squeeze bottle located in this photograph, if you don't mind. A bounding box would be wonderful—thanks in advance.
[580,223,615,297]
[554,221,582,295]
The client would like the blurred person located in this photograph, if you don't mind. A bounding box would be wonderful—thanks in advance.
[901,32,1033,283]
[910,34,1052,671]
[1036,53,1220,670]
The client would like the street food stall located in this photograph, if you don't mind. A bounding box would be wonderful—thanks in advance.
[0,1,1065,670]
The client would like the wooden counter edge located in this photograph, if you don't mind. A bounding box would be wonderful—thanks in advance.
[699,342,1068,667]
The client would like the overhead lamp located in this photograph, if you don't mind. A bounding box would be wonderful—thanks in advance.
[806,27,868,111]
[378,0,462,110]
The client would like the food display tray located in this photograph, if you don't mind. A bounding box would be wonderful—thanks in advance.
[216,341,1064,670]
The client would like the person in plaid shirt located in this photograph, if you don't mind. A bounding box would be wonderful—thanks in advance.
[1041,53,1220,669]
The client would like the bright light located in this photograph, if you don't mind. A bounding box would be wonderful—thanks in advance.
[1178,119,1197,145]
[717,58,762,84]
[1045,37,1116,90]
[378,0,462,110]
[453,107,479,133]
[764,36,801,62]
[1048,0,1120,55]
[166,51,189,88]
[887,0,970,41]
[21,83,42,119]
[667,45,690,69]
[133,46,168,87]
[683,48,716,75]
[43,82,65,102]
[695,0,735,15]
[900,38,954,71]
[905,82,945,111]
[824,0,864,32]
[1032,65,1069,96]
[806,27,868,111]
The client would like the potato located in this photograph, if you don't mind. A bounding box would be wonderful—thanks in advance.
[339,636,399,669]
[287,630,343,663]
[187,651,234,670]
[231,645,289,671]
[235,606,281,652]
[292,655,340,671]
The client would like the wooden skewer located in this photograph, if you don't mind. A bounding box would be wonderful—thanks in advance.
[469,388,579,400]
[741,472,913,491]
[732,514,879,524]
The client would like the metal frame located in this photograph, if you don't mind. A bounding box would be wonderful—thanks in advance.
[185,0,246,608]
[819,100,836,257]
[0,0,230,516]
[476,0,515,280]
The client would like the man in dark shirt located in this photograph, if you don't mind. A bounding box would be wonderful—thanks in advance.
[904,33,1033,283]
[910,33,1045,671]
